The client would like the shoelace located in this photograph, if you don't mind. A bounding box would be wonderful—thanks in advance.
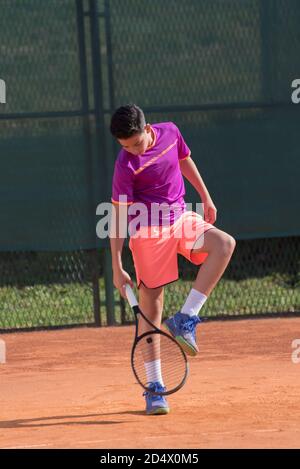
[143,382,165,398]
[182,316,201,334]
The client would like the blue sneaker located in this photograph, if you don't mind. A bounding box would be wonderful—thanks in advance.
[164,312,201,356]
[143,382,170,415]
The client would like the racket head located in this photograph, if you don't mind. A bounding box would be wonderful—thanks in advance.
[131,329,189,396]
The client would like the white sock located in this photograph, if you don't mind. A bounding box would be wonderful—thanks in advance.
[144,359,164,386]
[181,288,207,317]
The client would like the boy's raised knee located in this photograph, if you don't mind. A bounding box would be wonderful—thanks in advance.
[218,235,236,257]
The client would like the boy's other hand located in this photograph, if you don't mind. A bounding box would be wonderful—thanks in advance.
[203,198,217,224]
[113,267,134,299]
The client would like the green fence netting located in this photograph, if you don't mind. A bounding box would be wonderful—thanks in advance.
[0,0,299,330]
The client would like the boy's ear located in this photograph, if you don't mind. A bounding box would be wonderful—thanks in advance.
[145,123,151,133]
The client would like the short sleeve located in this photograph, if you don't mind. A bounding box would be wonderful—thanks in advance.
[111,159,134,205]
[175,125,191,161]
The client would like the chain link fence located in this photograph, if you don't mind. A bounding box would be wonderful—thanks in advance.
[0,0,299,331]
[0,236,299,331]
[120,237,300,323]
[0,251,95,330]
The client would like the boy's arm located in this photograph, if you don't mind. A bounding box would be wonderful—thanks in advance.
[179,156,217,224]
[110,203,133,298]
[110,235,125,271]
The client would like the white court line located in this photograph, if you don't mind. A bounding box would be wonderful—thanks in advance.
[0,339,6,364]
[143,429,282,439]
[2,443,51,449]
[3,428,298,449]
[3,439,129,449]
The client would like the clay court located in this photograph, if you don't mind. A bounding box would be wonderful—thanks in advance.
[0,317,299,449]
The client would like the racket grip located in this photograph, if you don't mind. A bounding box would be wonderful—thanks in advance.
[124,284,138,307]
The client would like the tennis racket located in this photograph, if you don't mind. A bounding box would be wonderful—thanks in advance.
[125,284,189,396]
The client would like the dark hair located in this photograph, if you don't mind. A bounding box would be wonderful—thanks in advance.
[110,104,146,139]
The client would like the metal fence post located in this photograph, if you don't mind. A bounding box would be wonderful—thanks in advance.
[89,0,115,325]
[76,0,101,326]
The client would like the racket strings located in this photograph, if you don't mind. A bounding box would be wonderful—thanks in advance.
[132,332,187,392]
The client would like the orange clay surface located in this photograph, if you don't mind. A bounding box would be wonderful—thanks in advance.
[0,317,300,449]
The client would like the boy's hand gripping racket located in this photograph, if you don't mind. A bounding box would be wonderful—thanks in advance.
[125,284,189,396]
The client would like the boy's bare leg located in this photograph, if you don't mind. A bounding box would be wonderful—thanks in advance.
[163,227,236,356]
[138,283,164,334]
[138,283,166,389]
[192,227,236,296]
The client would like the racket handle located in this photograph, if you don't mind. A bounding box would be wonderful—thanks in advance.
[124,284,139,307]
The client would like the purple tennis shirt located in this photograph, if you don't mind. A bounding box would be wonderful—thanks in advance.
[111,122,191,232]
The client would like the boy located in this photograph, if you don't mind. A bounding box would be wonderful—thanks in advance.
[110,104,236,415]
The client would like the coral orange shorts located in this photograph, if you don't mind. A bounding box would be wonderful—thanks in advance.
[129,211,215,289]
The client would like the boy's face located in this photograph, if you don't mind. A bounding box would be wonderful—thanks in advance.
[118,124,153,156]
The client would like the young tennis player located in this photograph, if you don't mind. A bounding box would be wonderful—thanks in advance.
[110,104,236,415]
